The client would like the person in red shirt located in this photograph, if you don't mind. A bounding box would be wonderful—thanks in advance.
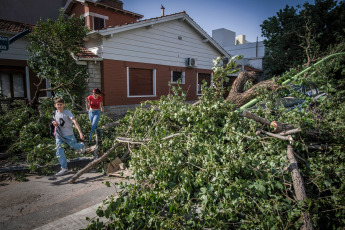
[85,88,104,142]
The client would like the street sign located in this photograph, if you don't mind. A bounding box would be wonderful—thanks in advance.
[0,36,9,51]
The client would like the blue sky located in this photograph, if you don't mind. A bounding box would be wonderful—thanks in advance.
[123,0,312,42]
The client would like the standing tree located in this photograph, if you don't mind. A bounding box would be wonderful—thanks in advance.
[27,10,89,110]
[261,0,345,76]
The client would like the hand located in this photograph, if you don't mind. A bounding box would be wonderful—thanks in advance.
[80,134,85,140]
[52,121,58,127]
[101,107,104,113]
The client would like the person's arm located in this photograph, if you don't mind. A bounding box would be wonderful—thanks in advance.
[72,118,84,140]
[85,97,90,111]
[100,102,104,113]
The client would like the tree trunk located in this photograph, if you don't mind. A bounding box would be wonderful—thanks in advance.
[226,71,277,108]
[287,145,314,230]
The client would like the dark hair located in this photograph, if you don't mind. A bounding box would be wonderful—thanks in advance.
[92,88,105,96]
[54,97,65,104]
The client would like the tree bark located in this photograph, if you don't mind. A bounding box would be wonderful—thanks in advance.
[243,110,271,126]
[225,71,277,107]
[270,121,295,133]
[287,145,314,230]
[69,143,122,183]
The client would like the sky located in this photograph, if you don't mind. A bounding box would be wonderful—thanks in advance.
[123,0,312,42]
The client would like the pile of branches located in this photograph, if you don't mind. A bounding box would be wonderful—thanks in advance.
[79,56,345,229]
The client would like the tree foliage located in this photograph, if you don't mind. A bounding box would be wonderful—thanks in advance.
[84,51,345,229]
[261,0,345,76]
[27,10,89,108]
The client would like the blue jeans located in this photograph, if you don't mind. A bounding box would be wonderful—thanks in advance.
[88,109,101,141]
[55,135,84,169]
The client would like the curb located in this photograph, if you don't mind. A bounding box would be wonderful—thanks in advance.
[33,202,107,230]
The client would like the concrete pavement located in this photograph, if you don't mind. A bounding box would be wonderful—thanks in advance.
[0,170,131,230]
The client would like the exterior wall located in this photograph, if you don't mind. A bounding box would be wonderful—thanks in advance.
[102,59,212,106]
[86,61,102,95]
[87,5,138,28]
[212,28,235,48]
[227,41,265,58]
[247,58,263,71]
[99,20,222,69]
[70,3,89,16]
[0,32,29,61]
[69,3,139,30]
[212,28,265,70]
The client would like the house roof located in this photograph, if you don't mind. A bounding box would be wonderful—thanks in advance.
[91,11,230,58]
[64,0,143,19]
[244,65,263,73]
[77,46,102,60]
[0,18,34,34]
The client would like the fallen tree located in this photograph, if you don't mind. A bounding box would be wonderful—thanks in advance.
[79,54,345,229]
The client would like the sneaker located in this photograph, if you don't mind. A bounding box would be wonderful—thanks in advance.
[55,168,68,176]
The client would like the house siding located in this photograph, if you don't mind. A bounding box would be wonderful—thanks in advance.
[102,59,212,106]
[100,20,221,69]
[0,32,29,61]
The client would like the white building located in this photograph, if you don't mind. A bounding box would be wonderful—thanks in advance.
[212,28,265,72]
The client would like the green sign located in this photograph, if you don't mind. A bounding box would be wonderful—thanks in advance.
[0,36,9,51]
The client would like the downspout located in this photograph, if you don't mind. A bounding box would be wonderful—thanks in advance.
[238,52,345,111]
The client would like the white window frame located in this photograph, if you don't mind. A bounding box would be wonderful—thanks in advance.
[127,67,156,98]
[171,71,185,84]
[196,72,213,96]
[82,12,108,30]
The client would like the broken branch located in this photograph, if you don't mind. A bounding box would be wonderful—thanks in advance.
[256,129,293,141]
[69,143,122,183]
[243,110,271,126]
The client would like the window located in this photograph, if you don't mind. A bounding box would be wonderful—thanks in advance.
[127,67,156,97]
[93,16,105,30]
[197,73,212,95]
[0,68,26,98]
[171,71,185,84]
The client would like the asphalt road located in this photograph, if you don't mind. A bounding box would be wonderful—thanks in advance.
[0,170,131,230]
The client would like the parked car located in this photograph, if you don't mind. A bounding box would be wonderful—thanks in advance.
[249,82,326,110]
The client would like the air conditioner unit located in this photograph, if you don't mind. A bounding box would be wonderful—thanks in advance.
[186,58,197,67]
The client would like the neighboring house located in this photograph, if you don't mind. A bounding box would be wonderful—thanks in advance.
[65,0,230,115]
[212,28,265,75]
[1,0,231,116]
[0,0,69,101]
[0,19,46,100]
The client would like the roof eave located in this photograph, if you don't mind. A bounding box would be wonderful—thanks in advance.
[78,57,103,61]
[63,0,143,19]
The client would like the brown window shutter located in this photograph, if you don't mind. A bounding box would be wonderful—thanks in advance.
[129,68,153,96]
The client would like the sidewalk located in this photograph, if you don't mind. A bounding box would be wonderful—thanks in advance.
[34,202,107,230]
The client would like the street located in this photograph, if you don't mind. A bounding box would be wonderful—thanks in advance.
[0,171,130,230]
